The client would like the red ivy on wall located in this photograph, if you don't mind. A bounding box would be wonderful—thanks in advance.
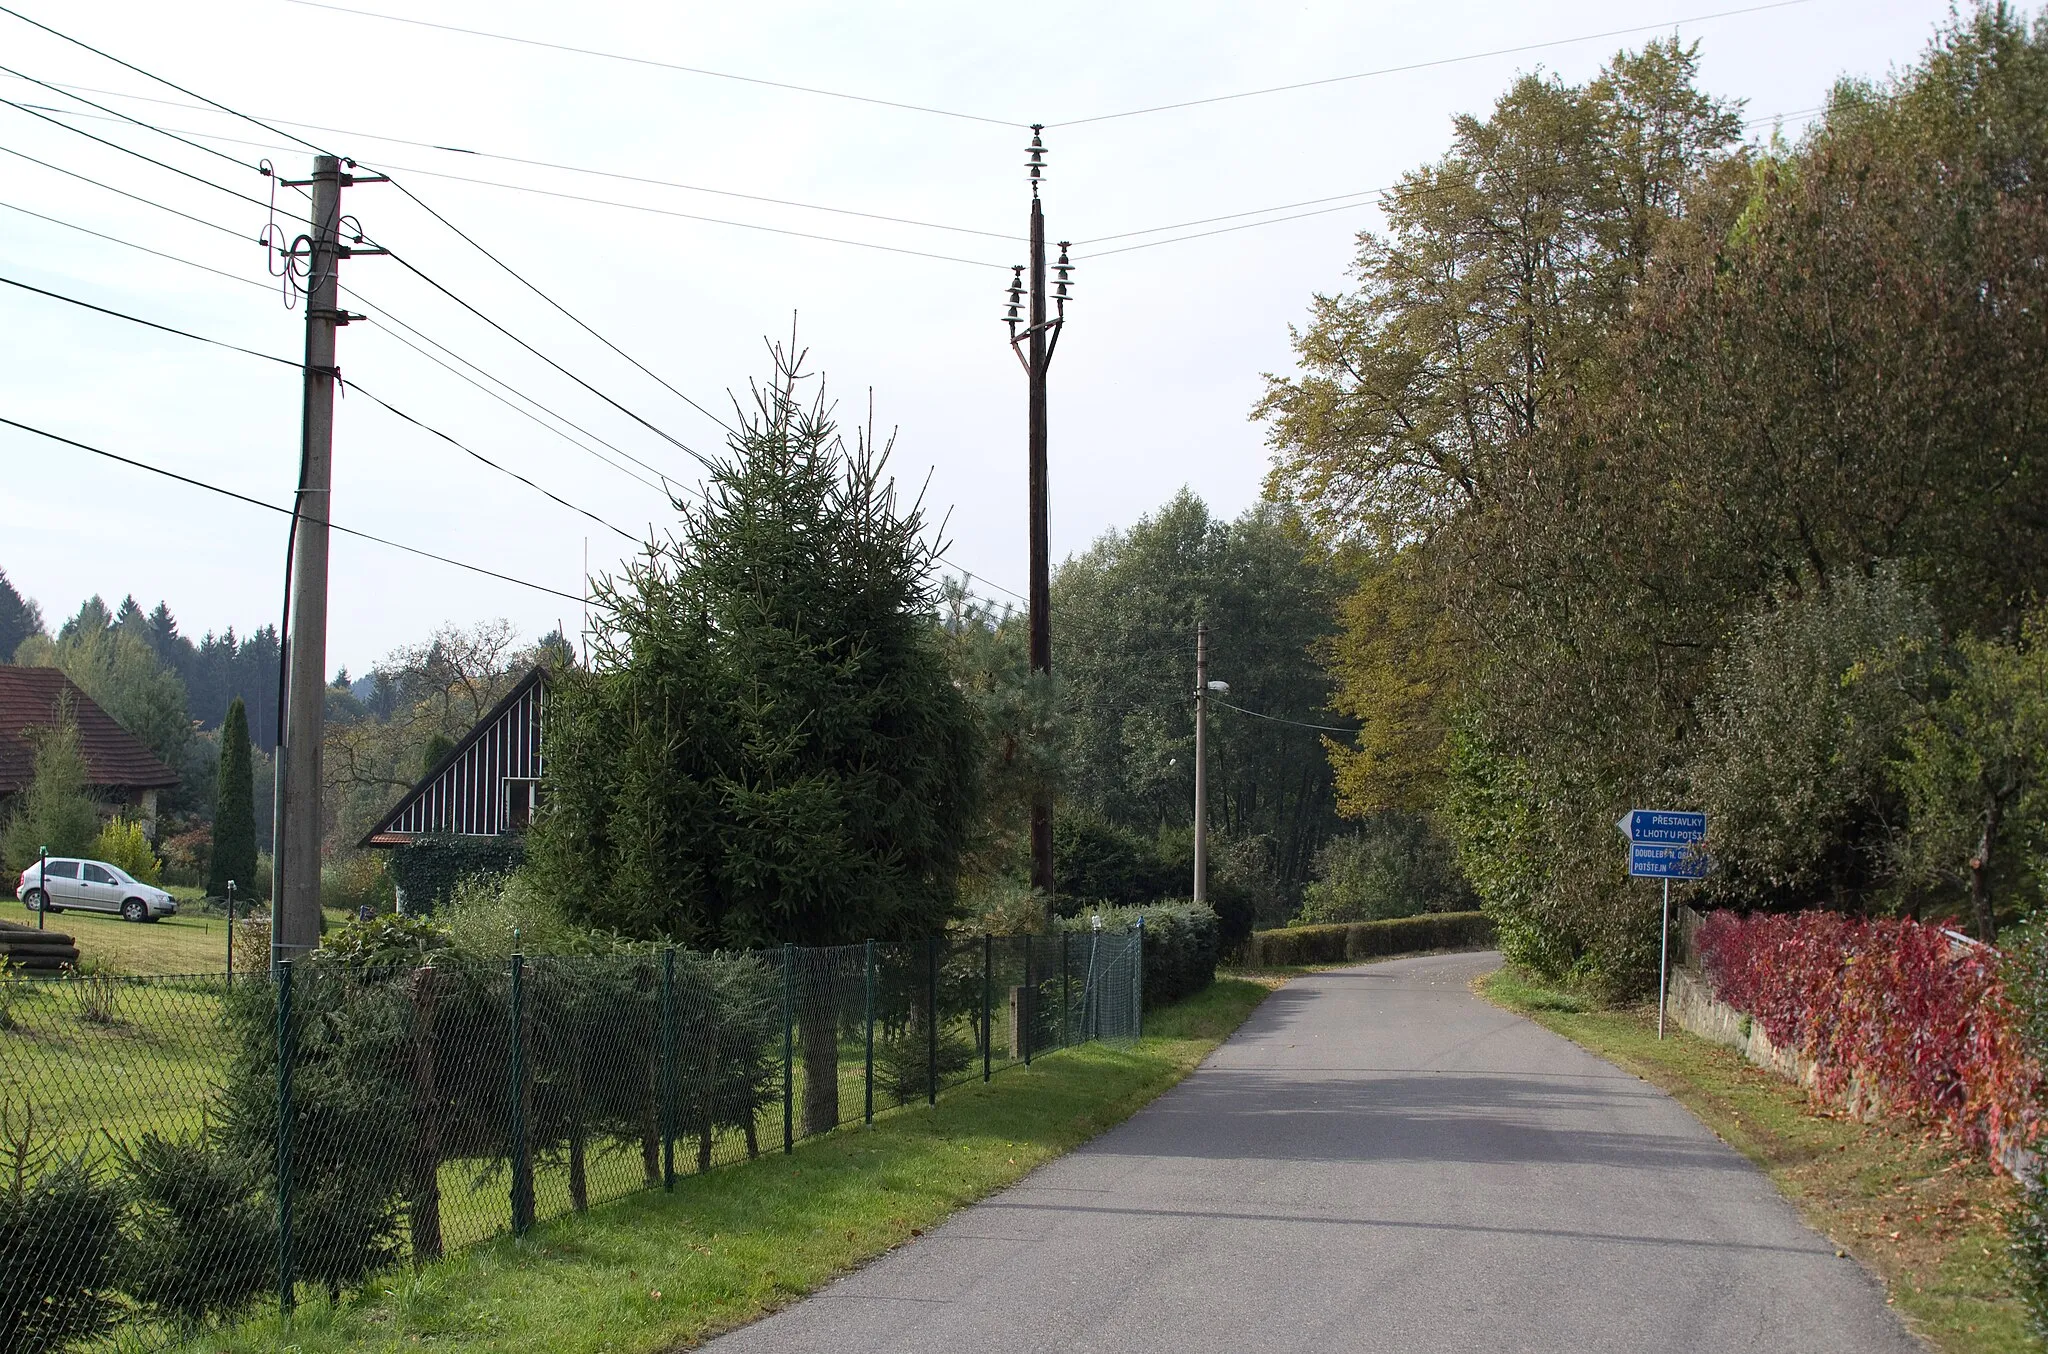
[1697,910,2037,1162]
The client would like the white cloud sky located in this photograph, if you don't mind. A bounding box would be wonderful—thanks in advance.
[0,0,1954,673]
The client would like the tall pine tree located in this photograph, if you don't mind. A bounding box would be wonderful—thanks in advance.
[208,697,258,898]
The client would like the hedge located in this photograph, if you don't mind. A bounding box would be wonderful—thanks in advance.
[1243,911,1495,967]
[385,834,526,914]
[1055,901,1218,1007]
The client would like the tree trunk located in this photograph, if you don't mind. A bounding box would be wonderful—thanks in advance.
[568,1043,588,1213]
[407,965,443,1266]
[1971,798,2002,944]
[802,1009,840,1137]
[640,1049,660,1185]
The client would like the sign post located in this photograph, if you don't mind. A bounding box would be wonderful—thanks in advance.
[1617,809,1708,1039]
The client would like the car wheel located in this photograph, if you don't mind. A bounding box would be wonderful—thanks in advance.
[121,898,148,923]
[22,888,44,911]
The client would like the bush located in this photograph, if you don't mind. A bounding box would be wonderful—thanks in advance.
[90,817,161,885]
[116,1133,274,1326]
[1697,909,2032,1155]
[320,853,394,918]
[1296,813,1474,925]
[876,1028,974,1106]
[0,1108,125,1354]
[387,834,526,914]
[1052,814,1182,913]
[1056,902,1218,1007]
[1244,911,1496,967]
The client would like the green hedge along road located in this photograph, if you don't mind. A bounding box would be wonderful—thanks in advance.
[705,951,1918,1354]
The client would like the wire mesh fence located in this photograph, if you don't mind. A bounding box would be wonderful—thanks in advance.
[0,926,1141,1352]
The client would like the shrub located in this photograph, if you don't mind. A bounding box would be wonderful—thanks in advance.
[319,852,394,918]
[90,817,161,885]
[0,1106,124,1354]
[1296,813,1475,925]
[1696,909,2034,1157]
[876,1028,974,1106]
[116,1132,274,1326]
[1055,902,1218,1006]
[1243,911,1496,967]
[387,834,526,914]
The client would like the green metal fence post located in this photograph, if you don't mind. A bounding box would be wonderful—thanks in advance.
[1060,932,1070,1049]
[925,936,938,1107]
[1022,936,1033,1066]
[661,946,676,1190]
[1134,917,1145,1039]
[982,933,993,1082]
[275,959,295,1317]
[863,939,875,1126]
[782,943,794,1154]
[510,949,533,1234]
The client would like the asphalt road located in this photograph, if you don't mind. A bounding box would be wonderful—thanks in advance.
[704,950,1921,1354]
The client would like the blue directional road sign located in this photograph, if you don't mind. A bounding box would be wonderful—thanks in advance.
[1617,809,1708,879]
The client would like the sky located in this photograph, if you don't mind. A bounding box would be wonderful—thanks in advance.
[0,0,1961,675]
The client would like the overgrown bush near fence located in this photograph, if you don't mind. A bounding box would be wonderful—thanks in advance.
[1244,911,1495,967]
[1696,910,2036,1158]
[0,927,1142,1352]
[1055,903,1218,1006]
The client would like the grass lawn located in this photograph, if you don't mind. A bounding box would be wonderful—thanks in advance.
[3,897,357,976]
[1482,968,2030,1354]
[177,976,1272,1354]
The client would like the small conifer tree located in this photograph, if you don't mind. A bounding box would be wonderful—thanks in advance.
[208,698,258,898]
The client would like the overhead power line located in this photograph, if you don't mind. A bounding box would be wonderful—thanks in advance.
[1212,698,1357,735]
[0,197,272,291]
[1048,0,1823,127]
[0,142,267,242]
[10,94,1015,262]
[0,94,285,216]
[0,61,261,178]
[0,81,1020,242]
[1077,105,1829,258]
[0,197,679,503]
[0,3,332,157]
[284,0,1023,128]
[0,271,640,540]
[0,415,590,605]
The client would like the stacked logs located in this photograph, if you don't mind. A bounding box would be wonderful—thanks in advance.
[0,917,81,974]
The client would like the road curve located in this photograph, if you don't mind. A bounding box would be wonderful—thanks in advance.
[702,951,1921,1354]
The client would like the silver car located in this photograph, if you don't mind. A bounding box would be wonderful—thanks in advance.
[17,857,178,923]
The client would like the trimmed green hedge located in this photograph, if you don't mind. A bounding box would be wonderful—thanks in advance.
[1054,901,1218,1007]
[1244,911,1495,967]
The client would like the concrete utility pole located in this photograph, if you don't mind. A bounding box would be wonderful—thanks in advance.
[1194,623,1209,905]
[275,154,382,966]
[1005,126,1071,900]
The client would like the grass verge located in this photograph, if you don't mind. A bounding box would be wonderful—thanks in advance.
[182,976,1272,1353]
[1480,967,2029,1354]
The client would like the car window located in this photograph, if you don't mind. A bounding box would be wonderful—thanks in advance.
[104,865,134,885]
[81,864,113,885]
[44,861,79,879]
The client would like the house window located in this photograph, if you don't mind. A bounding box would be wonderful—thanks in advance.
[504,778,539,833]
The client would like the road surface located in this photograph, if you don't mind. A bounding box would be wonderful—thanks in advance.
[704,950,1920,1353]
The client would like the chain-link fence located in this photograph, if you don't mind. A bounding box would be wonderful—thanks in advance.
[0,926,1141,1351]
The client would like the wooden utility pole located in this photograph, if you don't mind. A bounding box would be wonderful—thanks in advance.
[1193,623,1209,905]
[1006,126,1071,899]
[275,154,382,965]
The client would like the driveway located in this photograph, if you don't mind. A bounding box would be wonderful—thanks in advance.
[703,950,1921,1353]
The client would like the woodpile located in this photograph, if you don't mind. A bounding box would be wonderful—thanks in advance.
[0,917,81,974]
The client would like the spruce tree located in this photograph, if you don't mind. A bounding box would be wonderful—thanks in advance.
[208,697,258,898]
[533,339,981,1133]
[0,566,42,661]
